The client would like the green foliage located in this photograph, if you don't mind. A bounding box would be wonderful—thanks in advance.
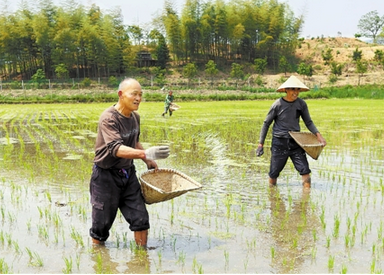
[352,47,363,62]
[183,63,198,79]
[31,69,46,84]
[55,64,69,79]
[328,74,338,84]
[153,68,167,86]
[205,60,219,86]
[81,78,91,87]
[230,63,244,80]
[297,63,313,78]
[357,10,384,43]
[205,60,219,77]
[321,48,333,65]
[156,34,170,70]
[108,76,119,88]
[278,56,291,75]
[255,75,264,86]
[254,57,268,75]
[330,62,344,76]
[374,49,384,62]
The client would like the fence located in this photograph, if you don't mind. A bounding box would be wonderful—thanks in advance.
[0,75,275,92]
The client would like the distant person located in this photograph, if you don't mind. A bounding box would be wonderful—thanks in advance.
[89,78,170,247]
[162,90,174,117]
[256,75,326,189]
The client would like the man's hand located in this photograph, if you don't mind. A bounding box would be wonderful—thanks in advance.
[256,145,264,157]
[145,146,170,160]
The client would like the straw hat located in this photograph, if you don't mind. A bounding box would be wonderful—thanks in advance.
[276,75,309,92]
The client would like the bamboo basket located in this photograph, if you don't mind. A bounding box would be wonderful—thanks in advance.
[289,131,324,160]
[169,103,180,112]
[139,168,202,204]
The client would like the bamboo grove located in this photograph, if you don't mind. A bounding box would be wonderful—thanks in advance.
[0,0,303,81]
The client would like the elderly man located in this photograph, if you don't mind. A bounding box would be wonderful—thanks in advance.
[89,78,170,247]
[256,75,326,188]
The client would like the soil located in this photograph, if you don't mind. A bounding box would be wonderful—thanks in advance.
[293,37,384,88]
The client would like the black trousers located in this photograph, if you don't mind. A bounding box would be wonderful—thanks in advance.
[89,165,149,242]
[269,136,311,179]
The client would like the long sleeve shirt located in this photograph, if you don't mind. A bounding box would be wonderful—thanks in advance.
[259,97,319,144]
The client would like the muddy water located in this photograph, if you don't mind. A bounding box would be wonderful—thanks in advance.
[0,100,383,273]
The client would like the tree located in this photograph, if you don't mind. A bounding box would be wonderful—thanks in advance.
[55,63,69,79]
[254,57,267,75]
[357,10,384,43]
[205,60,219,86]
[356,60,368,86]
[230,63,244,87]
[278,56,291,76]
[297,62,313,79]
[182,62,198,87]
[330,62,343,76]
[352,47,363,62]
[156,34,170,70]
[31,68,47,87]
[321,48,333,65]
[373,49,384,62]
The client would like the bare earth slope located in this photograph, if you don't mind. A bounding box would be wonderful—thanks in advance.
[293,37,384,88]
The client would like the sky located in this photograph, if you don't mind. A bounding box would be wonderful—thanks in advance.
[4,0,384,39]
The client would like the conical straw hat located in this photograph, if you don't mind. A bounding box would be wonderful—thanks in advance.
[276,75,309,92]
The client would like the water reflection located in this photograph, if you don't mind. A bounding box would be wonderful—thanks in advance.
[91,245,150,274]
[268,187,319,273]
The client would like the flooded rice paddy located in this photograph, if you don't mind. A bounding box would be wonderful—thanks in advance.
[0,99,383,273]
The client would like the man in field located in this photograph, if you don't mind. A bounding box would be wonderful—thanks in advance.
[256,75,326,189]
[162,90,174,117]
[89,78,170,247]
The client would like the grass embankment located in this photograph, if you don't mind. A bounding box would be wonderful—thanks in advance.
[0,84,383,104]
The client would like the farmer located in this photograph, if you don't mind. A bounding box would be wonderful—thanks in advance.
[162,90,174,116]
[89,78,170,247]
[256,75,326,188]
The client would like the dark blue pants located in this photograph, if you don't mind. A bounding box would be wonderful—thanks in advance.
[89,165,149,242]
[269,136,311,179]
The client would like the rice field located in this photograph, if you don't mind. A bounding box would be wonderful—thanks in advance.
[0,99,383,273]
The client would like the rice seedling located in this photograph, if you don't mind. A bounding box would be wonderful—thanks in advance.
[62,256,72,274]
[0,259,10,273]
[25,248,44,267]
[340,264,348,274]
[328,255,335,270]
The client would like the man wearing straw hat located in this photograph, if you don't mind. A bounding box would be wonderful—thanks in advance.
[89,78,170,247]
[256,75,326,188]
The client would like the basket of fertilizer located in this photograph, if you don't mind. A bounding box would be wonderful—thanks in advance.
[139,168,202,204]
[169,103,180,112]
[289,131,324,160]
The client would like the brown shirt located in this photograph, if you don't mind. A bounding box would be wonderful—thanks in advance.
[93,106,140,169]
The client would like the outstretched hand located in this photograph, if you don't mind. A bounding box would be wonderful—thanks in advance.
[145,146,170,160]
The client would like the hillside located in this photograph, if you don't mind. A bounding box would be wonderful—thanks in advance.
[292,37,384,88]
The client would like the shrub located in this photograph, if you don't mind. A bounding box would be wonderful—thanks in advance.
[81,78,91,87]
[108,76,119,88]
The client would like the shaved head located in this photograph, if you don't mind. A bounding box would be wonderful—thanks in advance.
[118,78,140,92]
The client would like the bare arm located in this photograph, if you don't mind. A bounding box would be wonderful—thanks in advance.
[316,132,327,146]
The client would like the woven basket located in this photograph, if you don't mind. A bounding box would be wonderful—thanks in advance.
[169,103,180,112]
[289,131,324,160]
[139,168,202,204]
